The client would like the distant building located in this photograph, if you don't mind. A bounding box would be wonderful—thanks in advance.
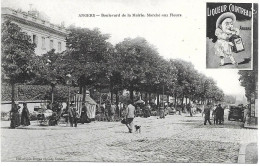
[1,7,68,55]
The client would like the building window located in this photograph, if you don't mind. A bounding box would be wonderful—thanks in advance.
[41,37,46,49]
[50,40,53,50]
[33,35,38,46]
[58,42,61,51]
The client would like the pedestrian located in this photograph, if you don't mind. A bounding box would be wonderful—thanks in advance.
[110,102,116,121]
[203,103,212,125]
[10,102,20,128]
[136,105,141,117]
[68,102,78,127]
[176,105,181,115]
[100,103,105,116]
[187,103,192,117]
[220,104,224,124]
[21,103,30,126]
[17,105,21,126]
[215,104,224,124]
[212,105,217,125]
[243,105,249,122]
[105,101,111,121]
[80,102,88,124]
[125,100,135,133]
[143,104,151,118]
[159,104,165,119]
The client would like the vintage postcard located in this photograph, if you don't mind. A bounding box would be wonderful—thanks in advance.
[1,0,258,164]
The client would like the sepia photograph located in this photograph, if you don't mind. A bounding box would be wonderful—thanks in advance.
[1,0,258,164]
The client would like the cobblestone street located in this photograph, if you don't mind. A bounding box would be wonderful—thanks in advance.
[1,110,257,163]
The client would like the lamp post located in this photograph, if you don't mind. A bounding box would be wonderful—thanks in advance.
[50,79,57,106]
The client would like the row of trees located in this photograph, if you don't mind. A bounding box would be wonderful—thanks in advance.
[238,70,257,102]
[2,20,225,107]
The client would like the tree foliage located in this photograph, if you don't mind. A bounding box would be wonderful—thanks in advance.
[238,70,257,100]
[1,20,36,84]
[2,22,226,105]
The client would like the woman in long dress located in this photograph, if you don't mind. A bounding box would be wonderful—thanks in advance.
[21,103,30,126]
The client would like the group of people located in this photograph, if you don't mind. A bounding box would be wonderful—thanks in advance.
[203,103,224,125]
[122,101,175,133]
[10,102,30,128]
[100,102,117,122]
[61,101,91,127]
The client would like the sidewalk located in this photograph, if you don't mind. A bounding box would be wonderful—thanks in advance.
[1,120,91,130]
[244,117,258,129]
[238,142,258,164]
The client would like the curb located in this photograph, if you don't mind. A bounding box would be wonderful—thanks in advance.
[238,143,249,164]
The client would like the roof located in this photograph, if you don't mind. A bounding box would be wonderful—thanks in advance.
[1,7,69,37]
[85,95,97,105]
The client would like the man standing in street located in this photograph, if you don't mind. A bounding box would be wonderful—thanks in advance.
[212,105,217,125]
[105,101,111,121]
[110,102,116,122]
[68,102,78,127]
[187,103,192,117]
[215,104,224,124]
[125,100,135,133]
[203,103,212,125]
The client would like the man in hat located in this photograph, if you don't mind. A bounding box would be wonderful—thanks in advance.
[110,102,116,121]
[68,101,78,127]
[215,104,224,124]
[214,12,240,67]
[203,103,212,125]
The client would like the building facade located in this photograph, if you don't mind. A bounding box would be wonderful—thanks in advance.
[1,7,68,55]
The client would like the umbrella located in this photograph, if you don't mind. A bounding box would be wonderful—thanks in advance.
[135,99,145,104]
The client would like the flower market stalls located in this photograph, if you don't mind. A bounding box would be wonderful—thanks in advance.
[72,94,97,121]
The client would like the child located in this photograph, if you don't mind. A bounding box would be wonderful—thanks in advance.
[214,12,239,66]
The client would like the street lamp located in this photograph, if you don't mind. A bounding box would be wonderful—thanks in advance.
[50,79,57,106]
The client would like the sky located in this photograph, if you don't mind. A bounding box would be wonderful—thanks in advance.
[2,0,257,101]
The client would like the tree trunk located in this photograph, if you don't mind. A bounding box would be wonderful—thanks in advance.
[11,83,15,106]
[130,83,134,102]
[82,85,86,102]
[115,91,119,116]
[148,93,151,103]
[51,85,55,107]
[174,93,177,108]
[145,93,148,105]
[181,94,184,112]
[130,90,133,103]
[157,93,160,107]
[79,85,82,94]
[110,91,113,103]
[167,95,169,106]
